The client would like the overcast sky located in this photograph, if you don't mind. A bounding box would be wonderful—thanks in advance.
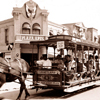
[0,0,100,33]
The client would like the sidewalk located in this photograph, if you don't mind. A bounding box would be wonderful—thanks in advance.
[0,75,33,92]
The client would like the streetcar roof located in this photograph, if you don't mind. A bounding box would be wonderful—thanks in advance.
[30,35,100,49]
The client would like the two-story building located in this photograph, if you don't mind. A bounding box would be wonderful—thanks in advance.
[0,0,68,66]
[0,0,98,66]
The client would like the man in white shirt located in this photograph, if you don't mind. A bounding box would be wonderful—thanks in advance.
[36,54,52,66]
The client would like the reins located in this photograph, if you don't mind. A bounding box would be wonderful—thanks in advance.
[0,61,22,79]
[0,61,21,73]
[0,60,33,83]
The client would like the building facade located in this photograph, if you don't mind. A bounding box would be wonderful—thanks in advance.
[0,0,68,66]
[86,28,98,43]
[0,0,98,66]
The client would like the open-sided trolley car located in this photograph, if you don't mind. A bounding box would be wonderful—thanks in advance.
[30,35,100,92]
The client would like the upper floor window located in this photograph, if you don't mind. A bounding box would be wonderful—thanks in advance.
[22,22,30,34]
[5,28,9,45]
[94,36,97,42]
[49,30,54,36]
[32,23,40,35]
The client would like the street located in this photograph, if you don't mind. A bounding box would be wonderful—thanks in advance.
[0,84,100,100]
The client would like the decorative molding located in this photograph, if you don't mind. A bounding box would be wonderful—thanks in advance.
[25,0,37,20]
[12,11,21,20]
[41,12,49,21]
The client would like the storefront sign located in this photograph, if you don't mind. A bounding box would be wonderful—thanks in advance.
[16,35,48,42]
[21,36,45,41]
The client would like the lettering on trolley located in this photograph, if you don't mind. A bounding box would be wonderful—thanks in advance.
[38,81,61,85]
[37,70,60,75]
[38,75,54,81]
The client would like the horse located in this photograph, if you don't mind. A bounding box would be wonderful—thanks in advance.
[0,57,30,100]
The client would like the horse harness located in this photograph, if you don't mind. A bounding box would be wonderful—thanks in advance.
[0,58,23,78]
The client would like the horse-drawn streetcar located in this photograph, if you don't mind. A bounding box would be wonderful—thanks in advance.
[1,34,100,99]
[30,35,100,92]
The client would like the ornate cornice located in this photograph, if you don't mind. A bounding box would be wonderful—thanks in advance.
[12,8,22,20]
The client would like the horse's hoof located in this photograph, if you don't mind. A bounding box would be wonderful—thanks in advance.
[16,97,21,100]
[25,93,30,99]
[25,96,30,100]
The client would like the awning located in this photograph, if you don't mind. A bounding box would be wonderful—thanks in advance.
[33,25,41,30]
[23,23,31,29]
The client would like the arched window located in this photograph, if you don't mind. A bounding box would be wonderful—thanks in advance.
[32,23,41,35]
[22,22,31,34]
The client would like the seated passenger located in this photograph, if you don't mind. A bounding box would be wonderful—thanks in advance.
[71,56,76,71]
[64,55,72,71]
[77,61,87,72]
[35,56,43,66]
[77,54,87,73]
[95,55,99,70]
[89,60,94,71]
[54,55,64,67]
[36,54,52,67]
[84,55,95,71]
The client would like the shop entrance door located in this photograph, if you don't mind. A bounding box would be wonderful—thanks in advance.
[21,53,38,67]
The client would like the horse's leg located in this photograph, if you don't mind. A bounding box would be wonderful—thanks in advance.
[16,78,24,100]
[16,75,30,100]
[23,74,30,98]
[0,73,6,87]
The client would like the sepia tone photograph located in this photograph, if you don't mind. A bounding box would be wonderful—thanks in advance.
[0,0,100,100]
